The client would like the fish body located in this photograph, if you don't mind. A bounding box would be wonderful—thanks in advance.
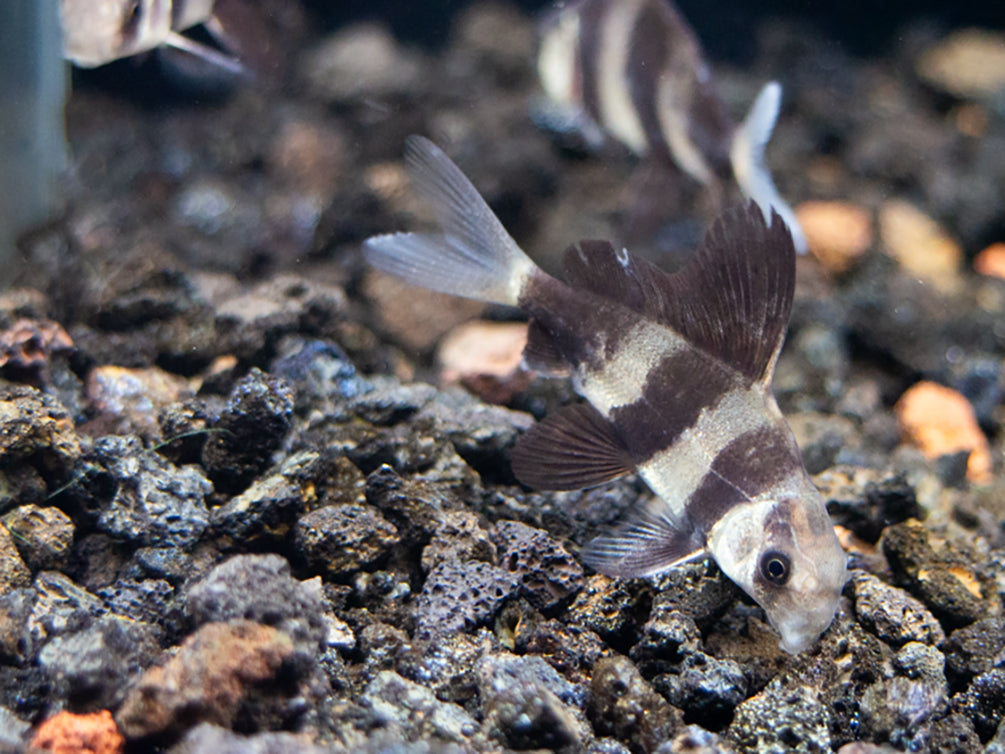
[536,0,807,253]
[60,0,243,74]
[364,137,846,653]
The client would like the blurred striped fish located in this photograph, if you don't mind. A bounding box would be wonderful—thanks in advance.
[536,0,807,252]
[60,0,245,74]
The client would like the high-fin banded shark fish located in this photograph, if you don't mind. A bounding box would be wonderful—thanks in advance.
[60,0,246,74]
[364,136,847,653]
[536,0,807,253]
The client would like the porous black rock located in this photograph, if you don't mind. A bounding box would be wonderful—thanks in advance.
[850,570,945,647]
[0,386,81,489]
[493,519,584,612]
[858,642,949,749]
[420,508,496,574]
[952,668,1005,741]
[818,467,920,544]
[655,652,749,731]
[882,521,997,630]
[413,559,520,641]
[211,450,320,549]
[2,504,75,572]
[728,681,832,754]
[270,337,371,416]
[295,503,400,577]
[943,618,1005,689]
[364,464,451,549]
[566,574,651,651]
[358,670,485,747]
[201,368,295,494]
[97,578,179,634]
[590,654,684,753]
[168,722,331,754]
[0,588,33,665]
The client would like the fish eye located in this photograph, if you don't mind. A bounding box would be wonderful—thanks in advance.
[759,550,790,586]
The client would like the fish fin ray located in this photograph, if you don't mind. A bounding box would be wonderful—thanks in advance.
[561,203,795,383]
[581,499,706,577]
[364,136,536,306]
[511,403,633,491]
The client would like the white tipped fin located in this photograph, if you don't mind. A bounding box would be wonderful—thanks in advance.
[164,30,247,76]
[364,136,537,306]
[730,82,807,254]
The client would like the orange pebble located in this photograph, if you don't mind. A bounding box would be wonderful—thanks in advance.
[894,381,992,484]
[30,710,124,754]
[974,243,1005,280]
[796,200,873,273]
[438,320,532,404]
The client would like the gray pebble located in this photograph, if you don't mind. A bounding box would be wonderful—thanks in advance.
[362,670,484,745]
[477,651,591,750]
[94,435,211,548]
[37,614,160,709]
[186,554,327,656]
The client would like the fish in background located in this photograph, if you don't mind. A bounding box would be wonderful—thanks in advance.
[364,137,846,653]
[536,0,807,253]
[59,0,269,76]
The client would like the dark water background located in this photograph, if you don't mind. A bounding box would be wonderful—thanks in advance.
[305,0,1005,58]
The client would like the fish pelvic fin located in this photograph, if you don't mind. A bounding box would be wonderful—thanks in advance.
[582,497,706,578]
[730,82,807,254]
[364,136,538,307]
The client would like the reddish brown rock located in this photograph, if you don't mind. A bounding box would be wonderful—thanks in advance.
[437,320,532,404]
[796,200,873,274]
[115,621,294,740]
[30,709,124,754]
[974,242,1005,280]
[879,200,962,291]
[894,381,992,484]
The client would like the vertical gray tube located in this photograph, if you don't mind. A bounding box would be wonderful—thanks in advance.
[0,0,67,282]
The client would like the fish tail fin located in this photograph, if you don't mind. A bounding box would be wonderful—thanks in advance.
[363,136,538,307]
[730,82,808,254]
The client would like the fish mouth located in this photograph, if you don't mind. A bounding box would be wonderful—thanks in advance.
[772,601,840,655]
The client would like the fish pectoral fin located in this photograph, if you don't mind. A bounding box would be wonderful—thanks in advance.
[510,403,633,491]
[581,498,705,578]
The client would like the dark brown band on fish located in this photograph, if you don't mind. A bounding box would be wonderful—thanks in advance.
[520,268,637,369]
[709,424,801,499]
[609,349,736,462]
[625,1,670,161]
[577,0,607,124]
[684,471,747,532]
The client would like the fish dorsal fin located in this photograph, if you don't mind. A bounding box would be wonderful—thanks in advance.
[511,403,634,491]
[561,203,795,383]
[581,497,706,578]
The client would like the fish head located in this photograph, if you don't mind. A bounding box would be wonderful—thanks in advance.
[61,0,173,67]
[707,487,847,654]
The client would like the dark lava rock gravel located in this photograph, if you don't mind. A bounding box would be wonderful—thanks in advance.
[0,1,1003,752]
